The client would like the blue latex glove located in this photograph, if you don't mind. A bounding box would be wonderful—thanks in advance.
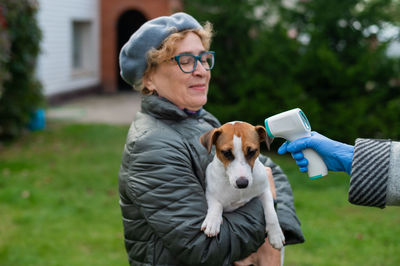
[278,131,354,175]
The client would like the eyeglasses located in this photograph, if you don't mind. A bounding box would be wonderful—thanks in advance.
[172,51,215,73]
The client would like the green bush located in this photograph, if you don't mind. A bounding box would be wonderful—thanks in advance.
[0,0,43,141]
[185,0,400,144]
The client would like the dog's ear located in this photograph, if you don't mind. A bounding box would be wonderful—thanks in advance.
[255,125,274,150]
[200,128,222,153]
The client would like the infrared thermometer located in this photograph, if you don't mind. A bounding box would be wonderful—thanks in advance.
[264,108,328,179]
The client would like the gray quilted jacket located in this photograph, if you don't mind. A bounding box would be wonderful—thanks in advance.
[118,95,304,265]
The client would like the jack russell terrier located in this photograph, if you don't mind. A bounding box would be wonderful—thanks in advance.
[200,121,285,249]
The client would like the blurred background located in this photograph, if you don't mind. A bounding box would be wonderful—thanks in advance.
[0,0,400,265]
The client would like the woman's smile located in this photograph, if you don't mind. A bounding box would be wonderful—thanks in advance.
[189,83,207,90]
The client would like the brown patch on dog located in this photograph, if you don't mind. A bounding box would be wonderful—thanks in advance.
[200,128,222,153]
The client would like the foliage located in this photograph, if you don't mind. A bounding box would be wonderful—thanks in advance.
[0,4,10,95]
[184,0,400,143]
[0,123,399,265]
[0,0,43,141]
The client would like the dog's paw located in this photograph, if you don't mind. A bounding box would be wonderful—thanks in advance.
[267,225,285,249]
[201,214,222,237]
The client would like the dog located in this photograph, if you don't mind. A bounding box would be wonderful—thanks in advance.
[200,121,285,249]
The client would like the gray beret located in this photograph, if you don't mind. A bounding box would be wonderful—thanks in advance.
[119,12,202,86]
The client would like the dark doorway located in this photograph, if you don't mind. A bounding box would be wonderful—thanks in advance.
[117,10,147,90]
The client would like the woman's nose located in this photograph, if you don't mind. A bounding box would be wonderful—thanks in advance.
[192,61,208,76]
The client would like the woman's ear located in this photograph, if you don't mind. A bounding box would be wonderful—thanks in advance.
[143,73,157,92]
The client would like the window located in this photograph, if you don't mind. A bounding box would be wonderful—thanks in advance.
[72,21,94,74]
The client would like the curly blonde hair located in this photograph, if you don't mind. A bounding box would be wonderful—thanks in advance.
[134,21,213,95]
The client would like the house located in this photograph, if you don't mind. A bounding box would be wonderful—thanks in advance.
[36,0,182,102]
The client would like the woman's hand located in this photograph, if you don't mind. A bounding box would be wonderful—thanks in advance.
[233,237,281,266]
[234,167,281,266]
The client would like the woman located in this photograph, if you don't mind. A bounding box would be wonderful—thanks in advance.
[118,12,304,265]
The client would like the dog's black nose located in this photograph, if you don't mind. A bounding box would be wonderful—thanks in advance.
[236,177,248,189]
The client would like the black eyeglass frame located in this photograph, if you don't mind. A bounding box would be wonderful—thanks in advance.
[171,51,215,73]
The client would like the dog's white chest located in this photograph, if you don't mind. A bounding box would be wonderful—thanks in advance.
[205,157,268,212]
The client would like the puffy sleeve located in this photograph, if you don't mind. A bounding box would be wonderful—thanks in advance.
[259,154,305,245]
[122,129,267,265]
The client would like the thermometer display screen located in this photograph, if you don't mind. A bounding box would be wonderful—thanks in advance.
[299,110,311,130]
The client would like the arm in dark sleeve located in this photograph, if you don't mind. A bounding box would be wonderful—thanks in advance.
[124,134,266,265]
[259,154,305,245]
[349,138,400,208]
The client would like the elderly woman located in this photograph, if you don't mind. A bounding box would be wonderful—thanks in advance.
[118,12,304,265]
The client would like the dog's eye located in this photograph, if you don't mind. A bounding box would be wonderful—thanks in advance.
[221,149,234,161]
[246,148,257,160]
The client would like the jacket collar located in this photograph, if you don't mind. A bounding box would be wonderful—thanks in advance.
[141,94,202,121]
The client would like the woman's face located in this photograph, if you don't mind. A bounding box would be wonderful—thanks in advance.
[145,32,211,111]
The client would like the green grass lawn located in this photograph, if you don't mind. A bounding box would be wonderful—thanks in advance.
[1,123,399,265]
[270,155,400,266]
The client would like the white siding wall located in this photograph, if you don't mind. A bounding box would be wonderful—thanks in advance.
[37,0,100,96]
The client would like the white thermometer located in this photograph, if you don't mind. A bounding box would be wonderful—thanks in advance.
[265,108,328,179]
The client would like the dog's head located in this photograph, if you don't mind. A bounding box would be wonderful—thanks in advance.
[200,121,273,189]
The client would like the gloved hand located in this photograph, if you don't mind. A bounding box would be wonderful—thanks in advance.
[278,131,354,175]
